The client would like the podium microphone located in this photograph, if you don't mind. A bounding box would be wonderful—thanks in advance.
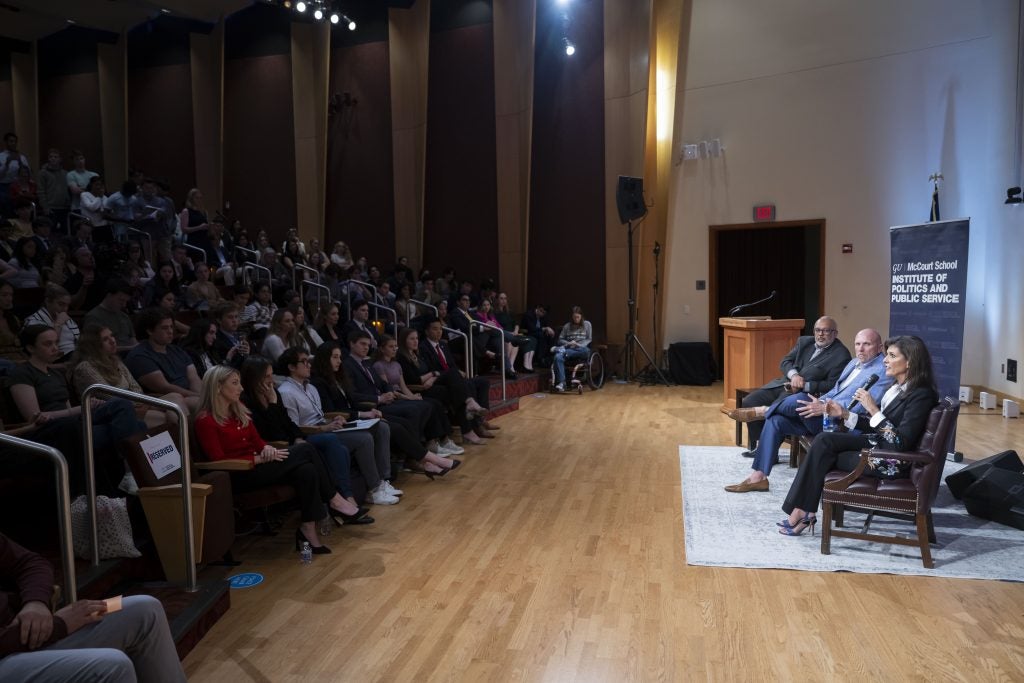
[728,290,777,316]
[846,374,880,410]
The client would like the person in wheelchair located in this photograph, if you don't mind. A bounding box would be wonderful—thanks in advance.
[551,306,592,393]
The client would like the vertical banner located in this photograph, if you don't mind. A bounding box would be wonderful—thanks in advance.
[889,218,970,402]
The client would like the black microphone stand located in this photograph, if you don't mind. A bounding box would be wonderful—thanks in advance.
[622,219,670,386]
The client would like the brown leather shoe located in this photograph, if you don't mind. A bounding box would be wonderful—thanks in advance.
[726,407,764,423]
[724,478,769,493]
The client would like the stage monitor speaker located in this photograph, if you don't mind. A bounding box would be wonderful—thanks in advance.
[962,467,1024,531]
[945,450,1022,499]
[616,176,647,224]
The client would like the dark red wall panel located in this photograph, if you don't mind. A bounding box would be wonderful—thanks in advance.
[325,41,395,268]
[0,81,13,138]
[223,55,297,244]
[127,64,196,199]
[422,21,499,286]
[527,0,606,337]
[38,73,104,176]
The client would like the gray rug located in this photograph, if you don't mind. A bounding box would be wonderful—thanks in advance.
[679,445,1024,581]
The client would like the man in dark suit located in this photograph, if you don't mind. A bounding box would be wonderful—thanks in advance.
[448,292,502,374]
[420,317,493,427]
[343,329,433,438]
[192,217,236,285]
[727,316,851,449]
[519,304,557,367]
[342,299,381,349]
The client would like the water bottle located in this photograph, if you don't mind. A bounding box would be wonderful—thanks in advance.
[822,413,836,432]
[300,542,312,565]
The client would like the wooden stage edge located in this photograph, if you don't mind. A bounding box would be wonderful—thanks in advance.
[182,382,1024,682]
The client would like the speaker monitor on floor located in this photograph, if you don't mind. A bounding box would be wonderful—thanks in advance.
[946,450,1024,530]
[616,176,647,224]
[945,450,1023,499]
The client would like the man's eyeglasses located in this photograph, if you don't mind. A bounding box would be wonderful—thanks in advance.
[813,328,836,335]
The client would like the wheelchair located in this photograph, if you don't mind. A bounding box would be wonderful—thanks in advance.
[549,344,606,394]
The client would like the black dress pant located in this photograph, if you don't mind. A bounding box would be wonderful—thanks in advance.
[782,432,870,514]
[230,442,334,522]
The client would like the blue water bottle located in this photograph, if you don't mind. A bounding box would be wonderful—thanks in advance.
[822,413,836,432]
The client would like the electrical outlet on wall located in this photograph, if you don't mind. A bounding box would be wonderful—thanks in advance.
[1009,359,1018,382]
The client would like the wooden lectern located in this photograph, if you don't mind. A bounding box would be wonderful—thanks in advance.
[719,317,806,409]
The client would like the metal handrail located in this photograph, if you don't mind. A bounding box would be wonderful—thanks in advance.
[441,326,471,377]
[292,262,320,293]
[340,279,378,319]
[0,435,76,602]
[234,245,260,264]
[473,318,507,401]
[81,384,198,592]
[182,242,207,263]
[365,301,398,332]
[125,227,154,265]
[243,261,272,285]
[413,299,439,319]
[302,280,332,318]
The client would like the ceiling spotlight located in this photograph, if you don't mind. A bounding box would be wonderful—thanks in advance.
[295,1,306,12]
[283,1,291,7]
[330,12,339,24]
[1007,187,1023,205]
[314,8,323,20]
[557,0,571,6]
[348,20,356,30]
[565,40,575,56]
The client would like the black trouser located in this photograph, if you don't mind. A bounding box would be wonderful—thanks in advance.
[382,400,440,440]
[384,418,428,460]
[230,442,334,522]
[741,385,786,446]
[782,432,869,515]
[423,370,474,431]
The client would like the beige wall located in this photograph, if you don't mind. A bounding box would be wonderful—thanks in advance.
[190,23,224,214]
[663,0,1021,391]
[97,38,127,189]
[10,49,38,172]
[291,21,330,245]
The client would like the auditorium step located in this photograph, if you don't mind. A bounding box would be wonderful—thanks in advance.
[482,371,540,419]
[74,547,231,659]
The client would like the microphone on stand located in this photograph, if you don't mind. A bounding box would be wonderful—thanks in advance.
[728,290,777,316]
[846,374,880,410]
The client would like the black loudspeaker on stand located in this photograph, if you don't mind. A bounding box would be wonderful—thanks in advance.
[945,450,1024,530]
[615,176,670,386]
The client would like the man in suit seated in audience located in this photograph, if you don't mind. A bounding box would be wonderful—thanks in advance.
[448,292,502,373]
[194,217,236,285]
[727,316,850,452]
[725,328,892,492]
[0,533,187,682]
[83,277,137,351]
[211,301,250,368]
[344,329,433,439]
[420,317,495,433]
[125,307,202,412]
[342,299,381,350]
[519,304,557,368]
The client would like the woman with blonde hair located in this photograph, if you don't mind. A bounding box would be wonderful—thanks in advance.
[329,241,353,269]
[261,307,299,362]
[195,365,371,554]
[70,324,187,428]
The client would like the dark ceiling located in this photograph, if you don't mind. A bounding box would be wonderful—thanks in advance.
[0,0,418,43]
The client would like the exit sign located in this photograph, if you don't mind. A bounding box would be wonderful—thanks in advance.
[753,204,776,222]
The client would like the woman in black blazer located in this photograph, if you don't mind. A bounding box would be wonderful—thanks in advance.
[780,335,939,536]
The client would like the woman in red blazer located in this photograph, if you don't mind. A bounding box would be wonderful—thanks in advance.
[195,365,371,554]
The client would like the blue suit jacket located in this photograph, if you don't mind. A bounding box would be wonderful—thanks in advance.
[766,352,892,420]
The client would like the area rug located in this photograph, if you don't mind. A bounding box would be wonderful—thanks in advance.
[679,445,1024,581]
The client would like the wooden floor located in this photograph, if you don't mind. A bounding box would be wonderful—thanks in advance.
[182,383,1024,682]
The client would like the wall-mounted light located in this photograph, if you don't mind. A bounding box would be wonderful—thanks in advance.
[295,1,306,12]
[565,39,576,56]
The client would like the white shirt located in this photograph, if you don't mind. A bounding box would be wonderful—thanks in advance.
[278,377,326,427]
[24,307,81,355]
[869,383,906,428]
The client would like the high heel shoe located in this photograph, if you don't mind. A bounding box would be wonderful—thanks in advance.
[405,460,438,480]
[328,505,374,526]
[295,528,332,554]
[435,459,462,477]
[778,515,816,536]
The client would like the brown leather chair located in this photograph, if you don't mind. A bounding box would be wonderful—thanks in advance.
[819,397,959,568]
